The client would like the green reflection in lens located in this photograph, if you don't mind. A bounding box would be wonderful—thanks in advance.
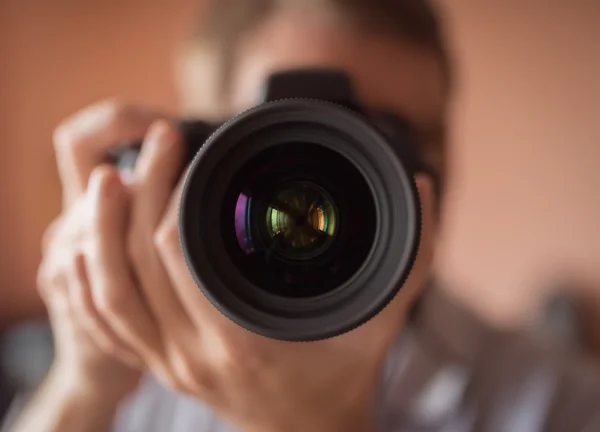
[265,182,337,258]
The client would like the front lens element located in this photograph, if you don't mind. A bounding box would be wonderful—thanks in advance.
[223,142,376,299]
[265,182,337,260]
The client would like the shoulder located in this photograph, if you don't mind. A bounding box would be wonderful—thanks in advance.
[378,283,600,431]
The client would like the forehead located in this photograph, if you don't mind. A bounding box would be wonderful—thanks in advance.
[230,11,447,133]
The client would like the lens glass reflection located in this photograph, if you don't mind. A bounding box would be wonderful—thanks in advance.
[223,143,376,298]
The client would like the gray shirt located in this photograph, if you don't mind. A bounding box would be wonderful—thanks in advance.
[112,287,600,431]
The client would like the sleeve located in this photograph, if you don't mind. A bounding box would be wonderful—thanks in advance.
[466,333,600,432]
[376,287,600,432]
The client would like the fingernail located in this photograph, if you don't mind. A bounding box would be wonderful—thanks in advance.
[88,168,117,201]
[147,120,175,152]
[120,169,136,185]
[90,167,122,199]
[88,168,105,197]
[102,173,122,198]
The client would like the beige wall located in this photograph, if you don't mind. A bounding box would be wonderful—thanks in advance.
[0,0,197,326]
[437,1,600,324]
[0,1,598,328]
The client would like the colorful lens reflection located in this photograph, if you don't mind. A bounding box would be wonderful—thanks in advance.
[234,182,337,260]
[234,193,254,255]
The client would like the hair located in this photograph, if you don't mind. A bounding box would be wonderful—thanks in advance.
[189,0,453,205]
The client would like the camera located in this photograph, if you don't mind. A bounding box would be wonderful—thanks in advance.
[113,69,424,341]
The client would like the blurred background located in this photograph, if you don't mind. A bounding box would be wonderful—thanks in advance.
[0,0,599,424]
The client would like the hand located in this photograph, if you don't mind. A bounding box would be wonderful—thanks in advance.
[37,100,164,402]
[74,120,436,431]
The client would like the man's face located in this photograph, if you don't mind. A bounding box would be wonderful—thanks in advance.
[187,10,447,312]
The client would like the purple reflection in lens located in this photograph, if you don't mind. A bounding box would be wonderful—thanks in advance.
[234,193,254,254]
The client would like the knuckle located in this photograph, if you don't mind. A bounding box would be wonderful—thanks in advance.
[153,223,179,255]
[52,119,78,155]
[98,97,126,117]
[52,98,128,155]
[36,257,67,298]
[171,354,196,384]
[41,217,63,253]
[100,98,142,133]
[213,334,261,373]
[36,262,53,295]
[219,343,247,370]
[169,347,210,392]
[217,337,251,371]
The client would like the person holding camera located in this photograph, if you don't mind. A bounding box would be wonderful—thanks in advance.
[10,1,600,432]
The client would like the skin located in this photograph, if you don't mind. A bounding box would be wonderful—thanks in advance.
[13,9,444,432]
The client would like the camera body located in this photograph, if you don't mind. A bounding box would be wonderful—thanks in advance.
[115,69,424,341]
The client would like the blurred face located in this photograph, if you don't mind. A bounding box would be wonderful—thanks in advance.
[183,10,447,310]
[230,11,447,136]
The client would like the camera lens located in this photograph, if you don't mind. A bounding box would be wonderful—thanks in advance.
[179,99,420,341]
[224,142,376,298]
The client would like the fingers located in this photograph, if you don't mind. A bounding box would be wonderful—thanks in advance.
[41,217,63,256]
[83,166,167,371]
[128,121,194,331]
[154,173,219,328]
[53,100,164,207]
[67,252,142,368]
[126,122,217,395]
[36,259,70,320]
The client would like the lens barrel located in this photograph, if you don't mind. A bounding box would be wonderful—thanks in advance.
[179,99,420,341]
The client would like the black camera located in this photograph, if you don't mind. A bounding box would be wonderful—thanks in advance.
[114,69,425,341]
